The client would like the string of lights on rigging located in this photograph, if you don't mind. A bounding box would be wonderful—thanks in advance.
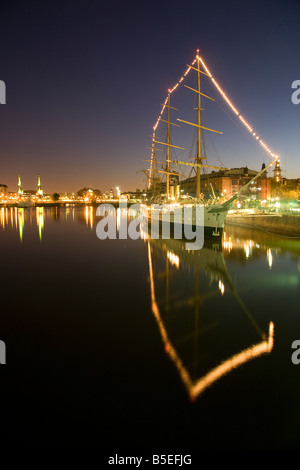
[149,51,279,182]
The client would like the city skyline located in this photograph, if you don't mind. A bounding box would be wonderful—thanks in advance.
[1,156,295,201]
[0,0,300,193]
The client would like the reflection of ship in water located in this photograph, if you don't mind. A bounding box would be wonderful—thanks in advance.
[146,231,274,401]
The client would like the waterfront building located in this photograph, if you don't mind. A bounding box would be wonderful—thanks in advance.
[0,184,8,197]
[171,165,271,202]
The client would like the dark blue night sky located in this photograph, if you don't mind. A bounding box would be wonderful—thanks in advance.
[0,0,300,193]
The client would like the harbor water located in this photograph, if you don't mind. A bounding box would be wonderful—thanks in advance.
[0,205,299,452]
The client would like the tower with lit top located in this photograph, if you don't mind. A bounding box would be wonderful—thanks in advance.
[37,174,44,197]
[273,160,282,183]
[18,174,23,196]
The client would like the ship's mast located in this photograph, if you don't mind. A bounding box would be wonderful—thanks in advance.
[153,96,183,200]
[150,51,278,206]
[166,92,170,199]
[196,54,201,200]
[174,50,223,199]
[151,139,163,196]
[152,143,157,196]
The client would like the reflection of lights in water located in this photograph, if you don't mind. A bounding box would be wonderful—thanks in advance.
[243,240,253,258]
[222,233,233,252]
[190,322,274,400]
[223,239,232,252]
[85,206,94,229]
[36,207,44,241]
[0,207,9,228]
[116,208,120,231]
[218,280,225,295]
[18,208,24,242]
[267,249,273,269]
[90,206,93,229]
[1,207,4,229]
[129,206,139,217]
[147,240,274,401]
[116,208,129,236]
[167,250,180,269]
[140,225,149,240]
[10,208,14,228]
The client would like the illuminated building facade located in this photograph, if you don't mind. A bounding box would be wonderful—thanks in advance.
[178,165,271,201]
[0,184,8,197]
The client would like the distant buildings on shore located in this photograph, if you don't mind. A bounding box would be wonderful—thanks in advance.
[0,162,299,206]
[0,176,139,204]
[0,184,8,198]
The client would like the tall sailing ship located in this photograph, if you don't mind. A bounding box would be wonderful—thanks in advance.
[140,51,277,238]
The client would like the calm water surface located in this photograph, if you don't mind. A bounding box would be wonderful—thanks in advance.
[0,205,299,452]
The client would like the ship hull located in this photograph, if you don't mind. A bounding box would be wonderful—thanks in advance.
[140,203,229,239]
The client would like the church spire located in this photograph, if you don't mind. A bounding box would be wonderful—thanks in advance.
[37,174,44,197]
[18,174,23,195]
